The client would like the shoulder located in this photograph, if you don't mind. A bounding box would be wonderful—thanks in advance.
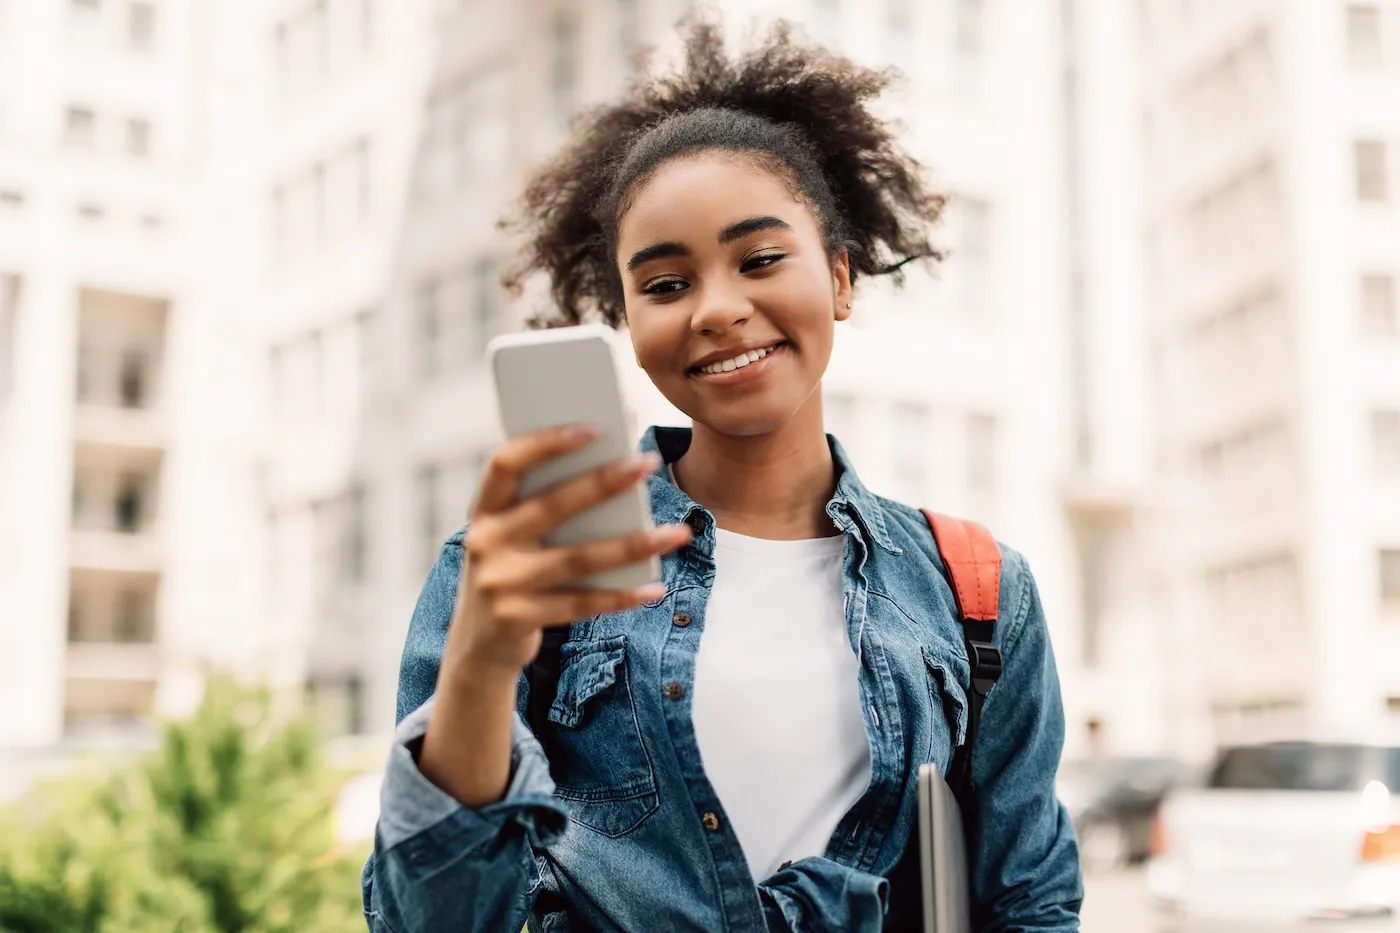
[873,496,1041,648]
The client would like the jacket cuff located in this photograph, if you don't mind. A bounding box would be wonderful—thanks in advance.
[377,696,568,861]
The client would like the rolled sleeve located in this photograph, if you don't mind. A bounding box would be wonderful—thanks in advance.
[967,548,1083,932]
[378,696,569,861]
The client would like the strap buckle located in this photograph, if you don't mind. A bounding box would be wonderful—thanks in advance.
[966,639,1003,696]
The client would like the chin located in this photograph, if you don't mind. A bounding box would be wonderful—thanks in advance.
[684,404,794,438]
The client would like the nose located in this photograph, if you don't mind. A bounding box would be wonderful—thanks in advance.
[689,276,753,336]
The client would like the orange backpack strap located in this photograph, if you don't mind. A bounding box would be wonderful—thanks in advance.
[921,510,1004,799]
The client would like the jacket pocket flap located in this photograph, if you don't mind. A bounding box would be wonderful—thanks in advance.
[548,635,627,728]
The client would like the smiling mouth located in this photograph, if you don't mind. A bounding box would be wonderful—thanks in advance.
[690,342,787,376]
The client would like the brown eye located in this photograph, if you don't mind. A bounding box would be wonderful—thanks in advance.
[642,277,688,296]
[740,252,785,273]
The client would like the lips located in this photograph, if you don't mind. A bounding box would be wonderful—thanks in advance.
[688,340,788,375]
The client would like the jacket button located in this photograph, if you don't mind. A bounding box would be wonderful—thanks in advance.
[701,811,721,832]
[672,611,690,627]
[663,681,685,700]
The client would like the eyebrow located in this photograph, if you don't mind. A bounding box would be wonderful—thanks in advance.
[625,215,794,273]
[626,241,688,272]
[718,215,792,244]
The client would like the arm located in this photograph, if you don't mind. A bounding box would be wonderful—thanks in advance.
[968,549,1083,933]
[360,427,688,933]
[360,532,568,933]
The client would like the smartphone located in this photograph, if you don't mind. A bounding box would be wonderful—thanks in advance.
[487,324,660,590]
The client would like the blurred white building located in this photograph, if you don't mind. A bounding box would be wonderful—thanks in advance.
[27,0,1398,779]
[1138,0,1400,752]
[0,0,261,754]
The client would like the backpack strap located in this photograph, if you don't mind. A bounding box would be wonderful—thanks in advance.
[920,510,1003,801]
[524,625,572,753]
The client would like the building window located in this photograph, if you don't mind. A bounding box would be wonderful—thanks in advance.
[417,278,441,379]
[957,198,993,312]
[0,273,18,403]
[1361,273,1397,336]
[128,2,155,51]
[418,465,441,571]
[618,0,641,63]
[114,590,151,642]
[812,0,840,41]
[360,0,374,52]
[471,256,500,358]
[355,137,372,221]
[1374,409,1400,478]
[1355,139,1389,203]
[64,106,96,150]
[67,594,85,642]
[114,474,145,532]
[551,13,578,127]
[1381,549,1400,617]
[305,673,365,737]
[1347,4,1383,71]
[72,475,86,522]
[966,412,997,495]
[824,392,858,444]
[345,485,366,582]
[119,351,149,407]
[955,0,985,74]
[75,343,92,402]
[311,162,327,245]
[888,0,912,37]
[890,402,931,503]
[274,21,290,82]
[126,118,150,157]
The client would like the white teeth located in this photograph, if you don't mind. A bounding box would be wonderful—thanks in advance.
[700,345,776,375]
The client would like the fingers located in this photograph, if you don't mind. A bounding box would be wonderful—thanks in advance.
[507,451,662,540]
[471,523,691,592]
[473,423,600,516]
[491,583,669,628]
[525,524,692,590]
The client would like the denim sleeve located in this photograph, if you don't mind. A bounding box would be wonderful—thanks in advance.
[968,548,1084,933]
[361,530,569,933]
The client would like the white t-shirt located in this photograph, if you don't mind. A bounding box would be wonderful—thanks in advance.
[690,526,873,882]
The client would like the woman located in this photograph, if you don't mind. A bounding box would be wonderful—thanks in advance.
[362,22,1081,933]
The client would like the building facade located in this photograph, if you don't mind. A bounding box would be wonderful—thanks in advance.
[1138,0,1400,750]
[0,0,261,753]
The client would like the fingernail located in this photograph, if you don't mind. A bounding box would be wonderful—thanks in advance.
[619,452,661,477]
[635,583,667,601]
[650,524,690,544]
[565,423,600,441]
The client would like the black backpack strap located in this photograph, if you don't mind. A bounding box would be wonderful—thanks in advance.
[524,625,572,753]
[920,511,1004,803]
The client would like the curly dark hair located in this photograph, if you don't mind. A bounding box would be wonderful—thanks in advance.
[502,20,947,329]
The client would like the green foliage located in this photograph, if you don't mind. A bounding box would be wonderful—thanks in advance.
[0,679,370,933]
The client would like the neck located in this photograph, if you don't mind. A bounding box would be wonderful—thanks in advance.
[673,398,840,539]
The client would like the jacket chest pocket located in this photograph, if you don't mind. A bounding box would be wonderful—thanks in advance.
[921,646,969,774]
[546,634,659,837]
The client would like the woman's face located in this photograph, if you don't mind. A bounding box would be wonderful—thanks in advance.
[616,153,852,437]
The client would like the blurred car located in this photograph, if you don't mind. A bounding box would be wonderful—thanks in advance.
[1056,756,1193,872]
[1148,734,1400,929]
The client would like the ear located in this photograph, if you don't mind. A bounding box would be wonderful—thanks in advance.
[831,249,853,322]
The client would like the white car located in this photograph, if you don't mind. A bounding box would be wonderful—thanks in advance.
[1147,733,1400,931]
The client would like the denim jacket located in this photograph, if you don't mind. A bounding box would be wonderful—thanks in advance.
[362,426,1082,933]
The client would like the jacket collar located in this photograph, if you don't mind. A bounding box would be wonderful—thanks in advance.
[639,425,900,554]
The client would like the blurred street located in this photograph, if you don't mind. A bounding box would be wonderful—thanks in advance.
[1081,869,1400,933]
[1082,869,1156,933]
